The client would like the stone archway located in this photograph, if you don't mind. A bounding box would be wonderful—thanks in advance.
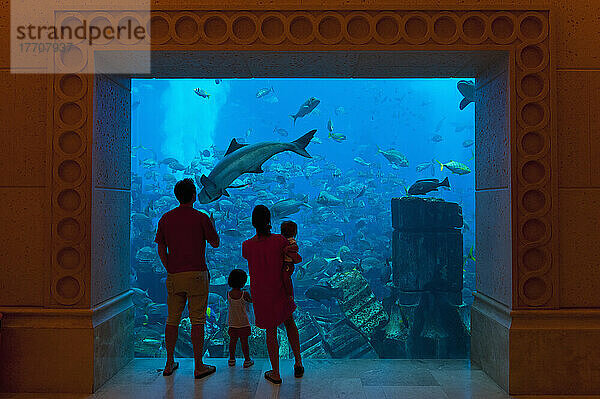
[2,5,561,395]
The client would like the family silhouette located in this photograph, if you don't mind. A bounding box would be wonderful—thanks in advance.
[154,178,304,384]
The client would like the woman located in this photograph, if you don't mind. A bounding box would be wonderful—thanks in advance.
[242,205,304,384]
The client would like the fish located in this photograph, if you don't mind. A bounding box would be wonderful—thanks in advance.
[407,177,450,195]
[256,87,274,98]
[327,118,334,133]
[160,157,178,165]
[334,106,346,116]
[290,97,320,125]
[273,127,289,137]
[431,134,443,142]
[316,191,344,206]
[194,88,210,98]
[167,160,186,171]
[270,197,312,220]
[436,159,472,175]
[140,158,158,168]
[378,147,409,168]
[222,229,243,237]
[353,157,371,167]
[457,80,474,110]
[354,185,366,199]
[416,162,432,173]
[462,139,474,148]
[463,246,476,266]
[435,116,446,132]
[328,132,346,143]
[196,130,316,203]
[215,79,221,84]
[355,217,368,229]
[304,285,344,302]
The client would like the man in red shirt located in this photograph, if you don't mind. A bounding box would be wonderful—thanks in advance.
[154,178,220,379]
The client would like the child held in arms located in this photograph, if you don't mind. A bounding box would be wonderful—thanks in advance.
[280,221,302,299]
[226,269,254,368]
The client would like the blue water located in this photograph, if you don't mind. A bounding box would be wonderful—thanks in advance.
[130,78,475,359]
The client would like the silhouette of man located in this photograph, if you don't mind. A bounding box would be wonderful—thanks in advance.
[154,178,219,379]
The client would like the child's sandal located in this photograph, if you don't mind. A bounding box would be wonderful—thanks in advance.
[228,359,236,366]
[243,359,254,368]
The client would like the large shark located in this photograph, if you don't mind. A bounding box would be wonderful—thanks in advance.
[457,80,474,110]
[197,130,317,204]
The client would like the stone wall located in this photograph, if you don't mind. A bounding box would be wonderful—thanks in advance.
[1,0,600,395]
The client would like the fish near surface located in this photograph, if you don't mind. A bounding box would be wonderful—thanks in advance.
[256,87,274,98]
[290,97,320,125]
[457,80,474,110]
[436,159,472,175]
[194,88,210,98]
[408,177,450,195]
[197,130,317,204]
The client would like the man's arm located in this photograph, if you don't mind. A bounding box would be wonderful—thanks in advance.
[157,242,168,270]
[205,212,220,248]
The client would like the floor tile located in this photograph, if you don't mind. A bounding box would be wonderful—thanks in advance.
[383,386,449,399]
[0,359,519,399]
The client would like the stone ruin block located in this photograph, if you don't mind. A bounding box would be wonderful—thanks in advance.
[391,197,463,305]
[329,270,389,339]
[392,229,463,303]
[392,196,462,231]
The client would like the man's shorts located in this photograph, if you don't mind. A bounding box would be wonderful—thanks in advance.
[165,270,209,326]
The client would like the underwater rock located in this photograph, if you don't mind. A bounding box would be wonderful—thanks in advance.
[329,269,389,339]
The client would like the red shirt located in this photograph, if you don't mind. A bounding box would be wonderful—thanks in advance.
[154,205,218,273]
[242,234,296,329]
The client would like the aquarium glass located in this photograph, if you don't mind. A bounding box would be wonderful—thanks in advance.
[130,78,476,359]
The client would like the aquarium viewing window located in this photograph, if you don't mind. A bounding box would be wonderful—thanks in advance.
[130,78,475,359]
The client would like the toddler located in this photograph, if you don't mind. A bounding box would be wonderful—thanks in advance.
[227,269,254,368]
[281,221,302,298]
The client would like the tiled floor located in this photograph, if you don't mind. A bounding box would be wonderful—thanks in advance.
[1,358,515,399]
[2,358,599,399]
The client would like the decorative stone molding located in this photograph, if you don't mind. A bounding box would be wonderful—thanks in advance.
[51,73,91,307]
[49,9,554,309]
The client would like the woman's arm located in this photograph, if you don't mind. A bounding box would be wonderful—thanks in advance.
[284,244,302,264]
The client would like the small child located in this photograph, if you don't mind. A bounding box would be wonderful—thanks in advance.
[281,221,303,298]
[227,269,254,368]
